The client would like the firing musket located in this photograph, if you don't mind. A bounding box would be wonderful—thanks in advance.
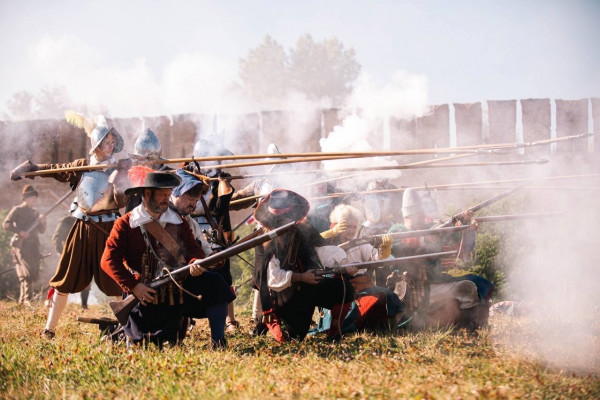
[109,221,296,325]
[338,226,470,251]
[473,212,564,223]
[314,251,458,276]
[433,183,529,229]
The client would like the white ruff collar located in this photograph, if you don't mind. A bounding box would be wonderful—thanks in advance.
[129,204,182,229]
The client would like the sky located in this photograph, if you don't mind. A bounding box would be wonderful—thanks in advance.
[0,0,599,119]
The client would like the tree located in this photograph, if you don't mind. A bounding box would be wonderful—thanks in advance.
[238,34,361,108]
[288,34,360,105]
[238,35,288,109]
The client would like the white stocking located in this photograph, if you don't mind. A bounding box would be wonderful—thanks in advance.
[44,291,69,332]
[251,289,262,321]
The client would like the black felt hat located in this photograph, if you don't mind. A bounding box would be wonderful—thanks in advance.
[253,189,310,229]
[124,172,182,195]
[22,184,38,200]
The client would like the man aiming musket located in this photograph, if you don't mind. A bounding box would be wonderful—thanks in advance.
[9,114,131,339]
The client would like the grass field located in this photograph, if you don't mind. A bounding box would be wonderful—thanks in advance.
[1,300,598,399]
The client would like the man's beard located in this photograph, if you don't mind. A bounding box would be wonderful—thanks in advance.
[148,192,169,214]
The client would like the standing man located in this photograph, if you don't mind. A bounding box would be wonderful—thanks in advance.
[101,172,234,348]
[2,185,46,306]
[9,117,130,338]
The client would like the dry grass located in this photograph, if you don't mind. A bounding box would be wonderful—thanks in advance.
[1,300,598,399]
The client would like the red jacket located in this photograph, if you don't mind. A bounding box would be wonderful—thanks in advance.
[101,212,205,293]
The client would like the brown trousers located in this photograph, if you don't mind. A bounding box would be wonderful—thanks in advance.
[12,246,40,304]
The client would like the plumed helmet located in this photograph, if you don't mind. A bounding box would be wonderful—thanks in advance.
[130,129,162,159]
[89,125,124,155]
[401,188,423,218]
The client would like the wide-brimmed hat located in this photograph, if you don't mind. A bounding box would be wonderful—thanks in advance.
[172,169,208,197]
[254,189,310,229]
[22,184,38,200]
[124,172,181,195]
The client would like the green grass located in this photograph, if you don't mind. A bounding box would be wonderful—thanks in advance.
[1,301,598,399]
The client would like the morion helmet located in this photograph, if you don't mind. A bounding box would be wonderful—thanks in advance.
[130,129,162,160]
[89,116,124,156]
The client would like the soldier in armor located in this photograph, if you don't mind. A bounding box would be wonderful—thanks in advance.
[126,128,171,212]
[2,185,46,306]
[254,189,354,342]
[101,172,234,348]
[9,118,131,339]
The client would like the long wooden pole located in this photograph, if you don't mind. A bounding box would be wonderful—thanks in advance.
[20,133,590,178]
[310,173,600,200]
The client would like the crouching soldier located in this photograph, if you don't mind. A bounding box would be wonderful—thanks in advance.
[254,189,354,342]
[101,172,234,348]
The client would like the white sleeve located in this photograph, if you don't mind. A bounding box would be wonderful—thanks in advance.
[267,257,293,292]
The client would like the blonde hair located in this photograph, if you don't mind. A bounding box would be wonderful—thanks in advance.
[329,204,362,224]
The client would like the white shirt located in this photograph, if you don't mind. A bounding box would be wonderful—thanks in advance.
[129,204,182,229]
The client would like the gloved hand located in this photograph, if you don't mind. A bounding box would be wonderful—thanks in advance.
[10,160,39,181]
[379,234,393,259]
[320,220,347,239]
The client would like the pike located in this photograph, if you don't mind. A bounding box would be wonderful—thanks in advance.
[19,133,590,178]
[312,173,600,200]
[109,221,296,325]
[314,251,458,276]
[339,212,564,250]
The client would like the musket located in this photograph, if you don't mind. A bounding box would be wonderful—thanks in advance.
[314,250,458,276]
[0,267,15,276]
[339,212,564,250]
[77,316,120,335]
[339,226,470,251]
[27,190,73,234]
[433,184,529,228]
[9,190,73,249]
[473,212,564,223]
[109,221,296,325]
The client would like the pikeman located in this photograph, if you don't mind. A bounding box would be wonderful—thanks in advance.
[386,188,494,330]
[2,185,46,306]
[254,189,354,342]
[9,116,131,339]
[100,172,234,348]
[315,204,405,333]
